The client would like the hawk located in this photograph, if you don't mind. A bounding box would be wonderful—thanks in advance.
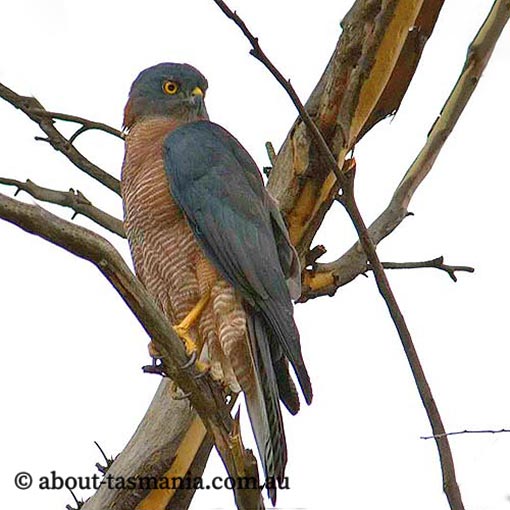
[121,62,312,504]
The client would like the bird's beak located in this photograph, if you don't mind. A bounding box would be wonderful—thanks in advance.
[189,86,208,119]
[191,86,204,97]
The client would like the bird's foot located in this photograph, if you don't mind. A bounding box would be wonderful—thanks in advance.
[173,325,199,357]
[179,348,210,377]
[173,291,211,351]
[173,323,210,374]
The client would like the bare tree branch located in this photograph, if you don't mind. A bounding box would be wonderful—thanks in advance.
[421,429,510,440]
[357,0,446,140]
[0,83,121,195]
[266,0,446,258]
[0,177,125,237]
[307,251,474,283]
[0,190,263,510]
[376,256,474,282]
[303,0,510,299]
[40,110,123,143]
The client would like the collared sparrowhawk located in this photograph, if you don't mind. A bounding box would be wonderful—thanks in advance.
[121,62,312,504]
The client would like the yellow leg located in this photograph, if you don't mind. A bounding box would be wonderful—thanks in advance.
[174,292,210,355]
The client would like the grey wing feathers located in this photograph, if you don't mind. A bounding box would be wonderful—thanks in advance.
[268,196,301,301]
[163,120,313,497]
[164,120,311,398]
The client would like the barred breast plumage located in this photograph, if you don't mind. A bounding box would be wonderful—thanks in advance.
[121,116,254,393]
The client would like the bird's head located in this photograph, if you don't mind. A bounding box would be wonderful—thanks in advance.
[123,62,209,131]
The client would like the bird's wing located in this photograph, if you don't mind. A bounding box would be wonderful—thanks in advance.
[163,120,311,405]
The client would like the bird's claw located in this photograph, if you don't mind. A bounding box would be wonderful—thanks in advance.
[168,380,192,401]
[193,368,209,380]
[180,350,210,378]
[180,350,197,369]
[172,389,193,401]
[173,325,199,357]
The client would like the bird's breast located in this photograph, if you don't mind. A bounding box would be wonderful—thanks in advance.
[122,118,185,243]
[121,118,203,312]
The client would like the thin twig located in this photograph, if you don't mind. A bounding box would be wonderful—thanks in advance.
[212,2,471,509]
[66,487,84,510]
[265,141,276,167]
[34,110,123,142]
[262,142,276,177]
[421,429,510,440]
[373,256,475,282]
[0,83,121,195]
[0,177,125,237]
[94,441,114,474]
[305,245,327,268]
[213,0,345,183]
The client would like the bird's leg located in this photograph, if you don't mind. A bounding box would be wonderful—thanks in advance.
[174,291,210,355]
[172,291,213,375]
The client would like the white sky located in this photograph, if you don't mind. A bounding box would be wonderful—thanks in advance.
[1,1,509,509]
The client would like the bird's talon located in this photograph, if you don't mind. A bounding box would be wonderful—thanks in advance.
[193,367,209,379]
[169,380,192,400]
[173,325,199,356]
[180,350,197,369]
[173,390,193,401]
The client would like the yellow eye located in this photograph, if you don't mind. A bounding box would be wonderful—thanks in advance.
[163,80,179,95]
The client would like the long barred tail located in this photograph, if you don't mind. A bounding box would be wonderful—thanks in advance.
[245,309,288,505]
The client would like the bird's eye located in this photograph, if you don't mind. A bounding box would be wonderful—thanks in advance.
[163,80,180,95]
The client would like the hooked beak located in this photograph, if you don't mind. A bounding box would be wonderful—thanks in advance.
[189,86,208,119]
[191,86,204,97]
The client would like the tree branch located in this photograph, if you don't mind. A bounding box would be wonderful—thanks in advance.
[303,0,510,299]
[212,2,480,509]
[421,429,510,440]
[0,190,263,510]
[40,110,123,143]
[0,177,125,237]
[0,83,121,195]
[375,256,474,282]
[265,0,446,258]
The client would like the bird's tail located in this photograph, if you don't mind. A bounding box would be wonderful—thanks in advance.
[245,309,287,506]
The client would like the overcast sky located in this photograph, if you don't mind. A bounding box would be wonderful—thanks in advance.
[1,1,509,509]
